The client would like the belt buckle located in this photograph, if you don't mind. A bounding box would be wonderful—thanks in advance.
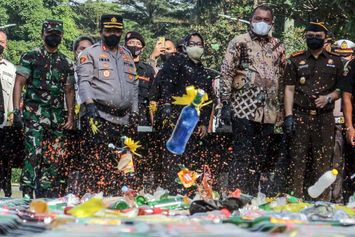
[309,110,317,116]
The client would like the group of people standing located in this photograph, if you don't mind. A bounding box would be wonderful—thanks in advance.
[0,5,354,203]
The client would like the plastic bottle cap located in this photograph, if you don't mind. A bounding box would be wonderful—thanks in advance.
[121,186,129,193]
[331,169,338,175]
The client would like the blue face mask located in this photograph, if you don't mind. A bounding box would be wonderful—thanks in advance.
[251,22,272,36]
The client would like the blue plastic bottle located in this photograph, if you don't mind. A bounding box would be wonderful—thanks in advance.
[166,89,205,155]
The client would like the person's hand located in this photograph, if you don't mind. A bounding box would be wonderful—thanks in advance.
[196,125,208,138]
[149,40,166,60]
[275,111,284,127]
[62,117,74,130]
[13,109,23,128]
[283,115,296,136]
[314,95,328,108]
[86,103,99,119]
[346,127,355,146]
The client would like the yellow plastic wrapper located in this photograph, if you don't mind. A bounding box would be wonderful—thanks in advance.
[172,85,212,115]
[89,118,101,134]
[68,197,105,218]
[178,168,199,188]
[117,153,135,174]
[29,199,49,214]
[148,101,157,113]
[74,104,80,115]
[123,137,142,157]
[272,202,311,213]
[335,205,355,216]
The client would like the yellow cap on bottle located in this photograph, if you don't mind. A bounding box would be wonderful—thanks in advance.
[331,169,338,176]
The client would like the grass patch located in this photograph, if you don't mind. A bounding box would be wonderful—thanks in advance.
[11,168,21,184]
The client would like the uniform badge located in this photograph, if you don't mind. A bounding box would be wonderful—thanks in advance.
[299,60,306,65]
[80,55,88,64]
[299,77,306,85]
[328,59,334,64]
[103,70,111,78]
[102,63,110,69]
[100,54,109,59]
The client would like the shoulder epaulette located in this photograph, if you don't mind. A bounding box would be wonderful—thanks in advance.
[290,50,305,58]
[327,51,340,57]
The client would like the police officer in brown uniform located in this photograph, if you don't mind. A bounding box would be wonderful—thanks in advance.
[284,20,344,200]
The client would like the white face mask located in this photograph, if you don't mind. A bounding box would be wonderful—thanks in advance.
[251,22,272,36]
[186,46,204,62]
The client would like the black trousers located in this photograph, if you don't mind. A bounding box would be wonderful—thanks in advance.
[229,118,279,196]
[344,142,355,203]
[0,127,24,197]
[161,130,212,196]
[77,117,130,196]
[288,112,335,200]
[0,128,12,197]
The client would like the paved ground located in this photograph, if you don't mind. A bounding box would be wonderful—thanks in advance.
[0,184,22,198]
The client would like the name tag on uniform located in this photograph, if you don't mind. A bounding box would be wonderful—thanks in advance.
[326,64,336,68]
[298,64,309,69]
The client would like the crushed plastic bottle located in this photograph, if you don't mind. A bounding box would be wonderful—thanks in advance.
[166,89,205,155]
[308,169,338,198]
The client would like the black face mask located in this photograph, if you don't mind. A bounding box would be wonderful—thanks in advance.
[126,45,142,57]
[307,38,324,50]
[161,52,174,62]
[44,34,62,48]
[0,45,4,55]
[103,35,120,48]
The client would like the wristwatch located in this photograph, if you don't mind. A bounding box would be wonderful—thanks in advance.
[326,95,333,104]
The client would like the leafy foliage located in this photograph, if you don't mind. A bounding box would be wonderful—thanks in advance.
[0,0,354,66]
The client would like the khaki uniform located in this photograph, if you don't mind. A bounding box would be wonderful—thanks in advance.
[78,42,138,125]
[76,42,139,195]
[285,50,343,200]
[0,59,16,197]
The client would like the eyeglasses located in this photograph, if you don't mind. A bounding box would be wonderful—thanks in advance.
[305,33,324,39]
[188,41,203,47]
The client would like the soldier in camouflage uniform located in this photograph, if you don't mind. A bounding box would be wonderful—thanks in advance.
[13,20,75,198]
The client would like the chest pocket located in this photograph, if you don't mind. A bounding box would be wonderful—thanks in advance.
[98,63,115,80]
[322,65,337,77]
[296,66,311,86]
[1,72,14,96]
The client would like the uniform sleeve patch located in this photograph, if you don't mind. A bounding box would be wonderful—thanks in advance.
[291,50,305,58]
[80,55,88,64]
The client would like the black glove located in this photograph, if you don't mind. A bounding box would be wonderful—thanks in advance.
[13,109,23,128]
[155,103,172,129]
[162,103,171,118]
[86,103,99,119]
[283,115,296,136]
[220,101,231,126]
[0,111,4,125]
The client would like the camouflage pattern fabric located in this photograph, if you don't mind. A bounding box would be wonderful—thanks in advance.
[17,47,74,198]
